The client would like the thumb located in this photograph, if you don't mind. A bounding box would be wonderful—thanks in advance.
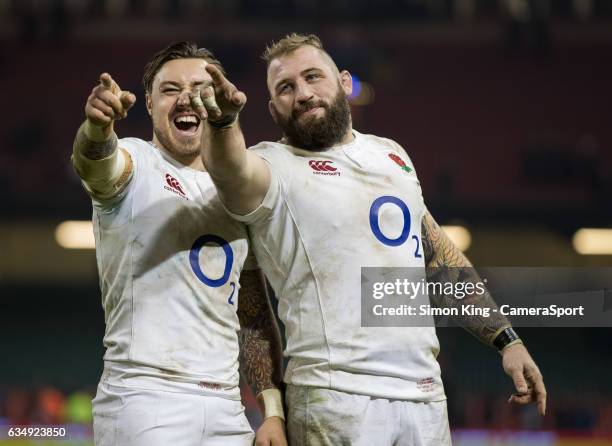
[119,91,136,111]
[232,90,247,108]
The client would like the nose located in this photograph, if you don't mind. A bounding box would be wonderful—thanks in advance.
[177,90,190,107]
[295,80,314,104]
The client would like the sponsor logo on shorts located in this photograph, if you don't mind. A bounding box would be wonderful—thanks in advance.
[164,173,189,199]
[309,160,341,176]
[388,153,413,173]
[416,377,436,392]
[198,381,222,391]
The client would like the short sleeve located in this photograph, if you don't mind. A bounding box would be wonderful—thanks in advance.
[222,159,282,225]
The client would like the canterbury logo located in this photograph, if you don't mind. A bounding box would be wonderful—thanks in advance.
[164,173,188,199]
[309,160,340,176]
[309,160,337,172]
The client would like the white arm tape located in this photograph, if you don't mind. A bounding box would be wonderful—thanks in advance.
[71,124,133,200]
[257,388,285,420]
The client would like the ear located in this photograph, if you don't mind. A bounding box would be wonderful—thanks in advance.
[268,100,279,125]
[145,93,152,116]
[339,70,353,97]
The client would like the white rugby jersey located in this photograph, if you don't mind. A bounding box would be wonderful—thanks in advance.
[89,138,253,400]
[231,130,445,401]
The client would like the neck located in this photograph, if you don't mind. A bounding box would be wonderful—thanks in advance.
[151,136,205,171]
[337,126,354,147]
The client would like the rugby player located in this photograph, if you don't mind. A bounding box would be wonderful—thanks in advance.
[71,41,287,446]
[197,34,546,445]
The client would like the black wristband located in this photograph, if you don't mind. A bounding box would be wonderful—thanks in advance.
[208,114,238,129]
[493,327,520,351]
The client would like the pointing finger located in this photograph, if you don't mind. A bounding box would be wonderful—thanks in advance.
[533,377,547,416]
[189,89,208,121]
[205,64,229,88]
[201,86,222,119]
[100,73,115,91]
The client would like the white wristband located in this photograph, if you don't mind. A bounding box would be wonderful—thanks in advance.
[257,388,285,421]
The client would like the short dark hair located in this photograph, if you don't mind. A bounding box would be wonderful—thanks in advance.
[142,41,224,94]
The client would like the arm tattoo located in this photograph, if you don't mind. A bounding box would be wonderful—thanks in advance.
[237,269,283,396]
[73,123,118,160]
[421,212,511,346]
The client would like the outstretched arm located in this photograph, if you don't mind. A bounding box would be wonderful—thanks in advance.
[237,269,287,446]
[72,73,136,200]
[196,64,271,215]
[421,211,547,415]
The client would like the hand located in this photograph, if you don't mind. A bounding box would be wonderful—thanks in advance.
[85,73,136,137]
[255,416,287,446]
[502,343,547,415]
[193,64,246,125]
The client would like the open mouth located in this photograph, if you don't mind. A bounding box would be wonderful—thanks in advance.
[173,114,201,135]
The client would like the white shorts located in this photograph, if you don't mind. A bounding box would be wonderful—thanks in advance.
[92,382,254,446]
[286,385,451,446]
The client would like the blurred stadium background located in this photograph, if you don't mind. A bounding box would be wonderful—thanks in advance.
[1,0,611,445]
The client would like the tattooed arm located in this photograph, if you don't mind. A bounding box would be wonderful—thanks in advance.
[237,269,283,395]
[237,269,287,445]
[421,211,511,346]
[421,211,547,415]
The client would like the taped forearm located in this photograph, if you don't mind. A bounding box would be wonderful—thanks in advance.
[71,121,133,199]
[257,388,285,420]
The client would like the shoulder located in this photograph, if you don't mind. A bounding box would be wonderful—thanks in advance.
[118,137,152,155]
[247,140,292,164]
[357,131,405,154]
[248,140,287,153]
[117,138,163,170]
[357,131,417,168]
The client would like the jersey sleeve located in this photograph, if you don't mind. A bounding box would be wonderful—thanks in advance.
[242,231,260,271]
[221,143,286,225]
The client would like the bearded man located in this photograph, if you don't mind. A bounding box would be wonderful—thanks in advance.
[197,34,546,445]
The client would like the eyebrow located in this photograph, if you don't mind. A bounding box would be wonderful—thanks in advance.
[274,67,324,92]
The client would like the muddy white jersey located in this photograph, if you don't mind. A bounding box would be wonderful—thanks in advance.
[231,130,445,401]
[90,138,254,400]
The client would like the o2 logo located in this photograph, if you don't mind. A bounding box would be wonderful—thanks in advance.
[369,195,421,258]
[189,234,236,304]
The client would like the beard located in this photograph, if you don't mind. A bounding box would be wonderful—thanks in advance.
[277,87,351,152]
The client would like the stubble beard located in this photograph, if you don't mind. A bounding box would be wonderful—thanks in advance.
[152,119,200,161]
